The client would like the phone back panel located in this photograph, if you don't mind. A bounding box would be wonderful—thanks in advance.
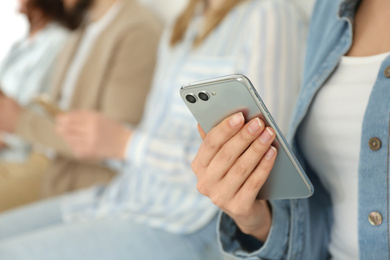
[180,74,313,200]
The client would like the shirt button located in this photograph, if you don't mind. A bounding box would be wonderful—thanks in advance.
[368,137,381,151]
[368,212,383,226]
[384,66,390,78]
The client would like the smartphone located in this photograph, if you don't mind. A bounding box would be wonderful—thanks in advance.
[180,74,313,200]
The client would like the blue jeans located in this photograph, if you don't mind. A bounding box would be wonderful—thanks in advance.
[0,197,222,260]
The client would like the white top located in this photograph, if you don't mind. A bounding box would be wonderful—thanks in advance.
[298,52,390,260]
[0,23,68,162]
[62,0,307,234]
[59,1,122,110]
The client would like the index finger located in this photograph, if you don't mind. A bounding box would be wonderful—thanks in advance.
[193,112,245,170]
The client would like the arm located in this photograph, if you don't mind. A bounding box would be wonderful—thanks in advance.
[213,2,333,259]
[16,30,68,106]
[194,114,276,242]
[195,118,330,260]
[195,1,318,259]
[55,19,161,159]
[15,107,74,156]
[99,21,161,123]
[237,0,306,134]
[1,29,75,156]
[0,28,74,154]
[191,114,290,259]
[0,92,74,156]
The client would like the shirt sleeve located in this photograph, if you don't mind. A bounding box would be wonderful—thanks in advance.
[17,26,69,105]
[236,0,307,134]
[218,200,291,260]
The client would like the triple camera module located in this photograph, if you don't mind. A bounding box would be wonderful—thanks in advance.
[185,91,210,104]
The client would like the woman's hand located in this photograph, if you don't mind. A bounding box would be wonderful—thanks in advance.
[56,111,132,160]
[192,112,277,242]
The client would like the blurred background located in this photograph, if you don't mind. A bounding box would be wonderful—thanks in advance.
[0,0,314,63]
[0,0,187,62]
[0,1,27,62]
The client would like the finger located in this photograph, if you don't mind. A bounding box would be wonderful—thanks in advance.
[197,124,206,140]
[206,118,265,182]
[219,127,276,196]
[237,145,278,203]
[193,112,245,171]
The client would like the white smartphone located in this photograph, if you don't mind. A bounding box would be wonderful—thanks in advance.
[180,74,313,200]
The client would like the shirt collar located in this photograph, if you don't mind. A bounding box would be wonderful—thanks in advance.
[338,0,360,19]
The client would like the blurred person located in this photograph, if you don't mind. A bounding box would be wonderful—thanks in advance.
[0,0,161,202]
[0,0,305,259]
[0,0,69,211]
[191,0,390,259]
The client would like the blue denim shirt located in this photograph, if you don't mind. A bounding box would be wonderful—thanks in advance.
[218,0,390,259]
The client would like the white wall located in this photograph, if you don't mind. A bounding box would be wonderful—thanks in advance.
[139,0,189,23]
[0,1,28,63]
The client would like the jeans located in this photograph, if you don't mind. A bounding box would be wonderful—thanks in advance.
[0,196,222,260]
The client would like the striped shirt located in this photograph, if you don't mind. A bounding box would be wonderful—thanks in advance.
[62,0,307,234]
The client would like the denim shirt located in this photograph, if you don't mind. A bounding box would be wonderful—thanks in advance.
[218,0,390,259]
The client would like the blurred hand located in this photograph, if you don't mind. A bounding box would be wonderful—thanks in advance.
[192,112,277,242]
[56,111,132,160]
[0,96,22,133]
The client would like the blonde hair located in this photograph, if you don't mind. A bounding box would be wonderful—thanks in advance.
[170,0,242,47]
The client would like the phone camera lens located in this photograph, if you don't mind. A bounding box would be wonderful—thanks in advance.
[198,92,209,101]
[185,94,197,104]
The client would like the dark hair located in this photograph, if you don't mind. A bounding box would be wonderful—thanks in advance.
[29,0,70,29]
[65,0,94,30]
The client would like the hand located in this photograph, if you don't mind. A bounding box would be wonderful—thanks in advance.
[56,110,132,160]
[0,95,22,133]
[192,112,277,242]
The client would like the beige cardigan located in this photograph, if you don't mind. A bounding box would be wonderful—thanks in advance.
[16,0,162,197]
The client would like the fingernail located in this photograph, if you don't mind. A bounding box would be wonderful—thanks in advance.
[260,128,274,143]
[230,112,244,127]
[265,146,276,160]
[248,118,262,134]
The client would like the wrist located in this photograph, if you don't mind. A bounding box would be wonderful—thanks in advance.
[236,201,272,242]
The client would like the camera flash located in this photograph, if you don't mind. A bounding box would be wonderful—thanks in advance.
[212,92,216,96]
